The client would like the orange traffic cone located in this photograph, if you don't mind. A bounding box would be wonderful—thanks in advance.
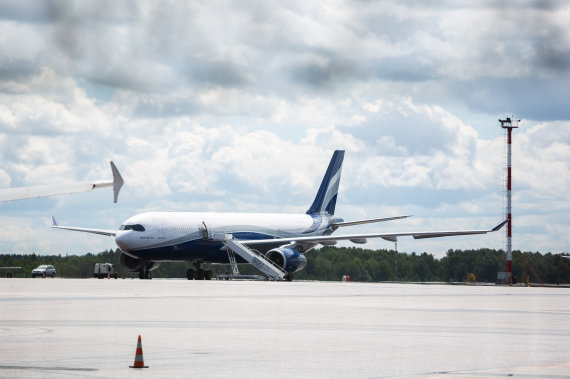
[129,335,149,368]
[107,272,110,279]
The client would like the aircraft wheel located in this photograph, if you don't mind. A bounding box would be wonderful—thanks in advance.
[204,270,212,280]
[145,271,152,280]
[196,269,205,280]
[187,268,195,280]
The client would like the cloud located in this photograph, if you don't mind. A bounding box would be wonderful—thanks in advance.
[450,77,570,121]
[0,1,568,257]
[0,170,10,187]
[514,121,570,203]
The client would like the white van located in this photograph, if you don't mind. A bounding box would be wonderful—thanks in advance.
[94,263,117,279]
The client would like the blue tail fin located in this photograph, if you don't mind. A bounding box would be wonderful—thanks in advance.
[306,150,345,215]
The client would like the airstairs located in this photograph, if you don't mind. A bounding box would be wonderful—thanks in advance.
[220,234,288,280]
[226,249,241,277]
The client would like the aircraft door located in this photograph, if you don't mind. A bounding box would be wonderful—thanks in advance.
[157,227,166,240]
[199,221,209,239]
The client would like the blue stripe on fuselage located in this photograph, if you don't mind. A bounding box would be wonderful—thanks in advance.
[123,232,278,264]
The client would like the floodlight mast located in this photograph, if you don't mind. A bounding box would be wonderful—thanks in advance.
[500,117,519,284]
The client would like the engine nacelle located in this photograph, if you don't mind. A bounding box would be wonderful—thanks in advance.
[265,247,307,274]
[119,253,161,272]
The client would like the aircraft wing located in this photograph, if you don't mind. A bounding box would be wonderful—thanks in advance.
[51,216,116,236]
[0,161,124,203]
[240,220,508,246]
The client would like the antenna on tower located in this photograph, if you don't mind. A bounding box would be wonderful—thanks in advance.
[499,116,519,285]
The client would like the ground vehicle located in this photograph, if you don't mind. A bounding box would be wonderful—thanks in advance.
[32,265,56,278]
[94,263,117,279]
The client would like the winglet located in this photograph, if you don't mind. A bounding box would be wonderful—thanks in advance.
[51,216,58,227]
[492,220,508,232]
[110,161,124,203]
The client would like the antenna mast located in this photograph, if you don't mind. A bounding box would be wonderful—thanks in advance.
[499,117,519,284]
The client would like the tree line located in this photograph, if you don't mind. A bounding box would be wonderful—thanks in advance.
[1,247,568,283]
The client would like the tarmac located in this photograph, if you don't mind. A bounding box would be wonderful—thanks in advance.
[0,278,568,378]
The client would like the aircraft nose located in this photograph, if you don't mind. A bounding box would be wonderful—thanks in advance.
[114,231,130,250]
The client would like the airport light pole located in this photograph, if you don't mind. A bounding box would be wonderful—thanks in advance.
[500,117,519,284]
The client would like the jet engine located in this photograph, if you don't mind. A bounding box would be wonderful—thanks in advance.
[119,253,161,272]
[265,247,307,273]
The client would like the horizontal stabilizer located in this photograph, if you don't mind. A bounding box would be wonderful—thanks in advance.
[333,215,411,228]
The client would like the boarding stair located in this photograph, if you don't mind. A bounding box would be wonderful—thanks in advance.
[220,234,288,280]
[226,248,241,277]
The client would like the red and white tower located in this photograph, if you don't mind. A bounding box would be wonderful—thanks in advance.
[500,117,519,284]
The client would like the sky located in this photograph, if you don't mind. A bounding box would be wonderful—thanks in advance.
[0,0,569,258]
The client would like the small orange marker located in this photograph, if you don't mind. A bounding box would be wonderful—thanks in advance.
[130,335,149,368]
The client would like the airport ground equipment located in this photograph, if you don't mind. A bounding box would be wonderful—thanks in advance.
[497,271,518,285]
[214,245,272,280]
[220,234,288,280]
[226,248,241,277]
[94,263,118,279]
[500,117,519,285]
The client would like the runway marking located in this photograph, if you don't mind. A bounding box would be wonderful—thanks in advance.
[0,326,53,336]
[0,365,97,372]
[411,363,570,378]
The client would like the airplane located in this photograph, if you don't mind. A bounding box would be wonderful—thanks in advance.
[0,161,124,203]
[52,150,506,280]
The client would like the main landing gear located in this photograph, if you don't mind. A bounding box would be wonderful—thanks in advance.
[138,261,153,280]
[187,262,212,280]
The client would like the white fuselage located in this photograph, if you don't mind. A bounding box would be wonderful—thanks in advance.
[114,211,334,263]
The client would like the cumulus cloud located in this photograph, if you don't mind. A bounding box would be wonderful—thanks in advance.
[0,170,10,188]
[0,1,568,256]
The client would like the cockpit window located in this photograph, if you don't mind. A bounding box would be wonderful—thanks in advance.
[119,224,146,232]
